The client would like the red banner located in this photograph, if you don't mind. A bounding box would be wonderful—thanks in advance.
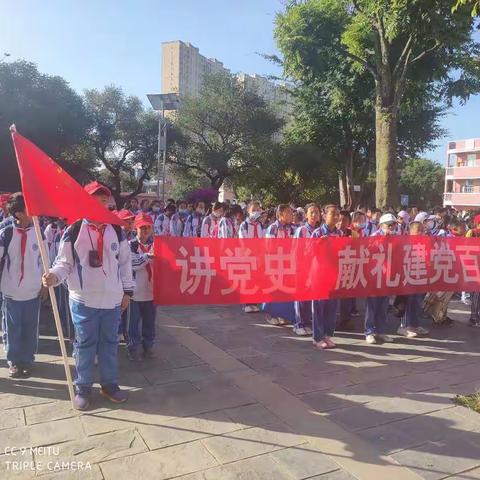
[153,236,480,305]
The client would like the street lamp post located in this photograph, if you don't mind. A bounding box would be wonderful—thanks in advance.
[147,93,180,202]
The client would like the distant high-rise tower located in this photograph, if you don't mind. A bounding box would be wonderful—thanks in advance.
[161,41,229,98]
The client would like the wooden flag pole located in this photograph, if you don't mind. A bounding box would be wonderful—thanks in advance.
[32,216,76,408]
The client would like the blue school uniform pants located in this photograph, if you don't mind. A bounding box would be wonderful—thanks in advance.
[128,300,156,351]
[365,297,389,335]
[312,299,338,341]
[2,296,40,366]
[294,300,312,330]
[70,300,121,395]
[401,294,423,329]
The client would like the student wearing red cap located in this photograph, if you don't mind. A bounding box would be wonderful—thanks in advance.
[128,213,156,360]
[116,209,136,242]
[43,181,134,410]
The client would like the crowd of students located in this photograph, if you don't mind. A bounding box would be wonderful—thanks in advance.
[0,188,478,411]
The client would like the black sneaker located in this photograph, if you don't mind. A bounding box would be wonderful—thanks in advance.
[21,364,33,378]
[8,364,22,378]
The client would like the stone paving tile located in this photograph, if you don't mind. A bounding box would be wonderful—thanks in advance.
[0,451,35,479]
[24,401,77,425]
[142,364,216,386]
[392,434,480,480]
[138,410,243,450]
[270,444,341,478]
[100,440,218,480]
[174,454,294,480]
[308,470,359,480]
[201,423,307,464]
[0,417,83,454]
[34,429,148,472]
[224,403,282,428]
[0,407,25,430]
[35,465,104,480]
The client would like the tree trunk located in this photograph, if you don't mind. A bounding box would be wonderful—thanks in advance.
[338,171,347,207]
[375,104,399,207]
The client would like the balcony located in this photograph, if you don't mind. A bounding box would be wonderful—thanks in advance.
[443,192,480,207]
[445,165,480,180]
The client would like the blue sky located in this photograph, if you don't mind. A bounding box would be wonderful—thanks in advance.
[1,0,478,165]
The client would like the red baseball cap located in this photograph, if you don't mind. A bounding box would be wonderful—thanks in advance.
[474,214,480,226]
[134,213,154,228]
[84,181,111,197]
[116,209,135,221]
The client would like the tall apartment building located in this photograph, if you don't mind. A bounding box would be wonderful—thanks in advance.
[444,138,480,209]
[161,41,293,120]
[162,41,229,98]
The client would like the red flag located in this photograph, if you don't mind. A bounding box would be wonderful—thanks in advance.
[10,127,123,225]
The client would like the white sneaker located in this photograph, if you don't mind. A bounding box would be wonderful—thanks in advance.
[244,305,255,313]
[305,327,312,335]
[366,334,377,344]
[415,326,430,336]
[377,334,395,343]
[252,305,260,312]
[293,327,308,336]
[277,317,289,326]
[397,327,418,338]
[266,315,281,326]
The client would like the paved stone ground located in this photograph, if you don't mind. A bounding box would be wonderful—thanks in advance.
[0,299,479,479]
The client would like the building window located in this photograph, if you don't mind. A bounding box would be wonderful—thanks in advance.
[463,179,474,193]
[467,153,476,166]
[448,153,457,166]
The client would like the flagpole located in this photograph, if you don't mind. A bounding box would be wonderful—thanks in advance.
[32,216,76,409]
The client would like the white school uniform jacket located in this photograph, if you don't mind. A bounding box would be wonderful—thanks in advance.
[154,214,174,236]
[183,213,204,238]
[238,218,264,238]
[265,220,294,239]
[130,238,154,302]
[169,213,185,237]
[0,224,45,301]
[50,220,134,309]
[201,214,221,238]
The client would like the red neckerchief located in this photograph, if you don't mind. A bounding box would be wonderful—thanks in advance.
[16,227,28,286]
[138,242,152,282]
[88,224,106,264]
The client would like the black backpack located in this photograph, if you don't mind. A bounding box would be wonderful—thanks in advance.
[68,220,123,263]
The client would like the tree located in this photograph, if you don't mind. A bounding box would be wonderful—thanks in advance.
[0,60,90,191]
[398,158,445,209]
[83,86,158,207]
[453,0,480,16]
[169,72,283,192]
[275,0,480,206]
[232,143,339,206]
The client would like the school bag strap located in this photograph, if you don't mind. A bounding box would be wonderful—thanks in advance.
[69,220,124,263]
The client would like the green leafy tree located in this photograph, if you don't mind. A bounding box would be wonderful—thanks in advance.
[398,158,445,208]
[275,0,480,206]
[0,60,90,191]
[83,86,158,207]
[453,0,480,16]
[169,72,283,192]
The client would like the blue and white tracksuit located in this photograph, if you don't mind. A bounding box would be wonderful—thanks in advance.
[50,220,134,394]
[0,224,44,367]
[311,224,343,341]
[154,214,175,237]
[364,228,391,336]
[183,213,204,238]
[128,238,155,352]
[293,222,317,330]
[238,219,264,239]
[201,214,222,238]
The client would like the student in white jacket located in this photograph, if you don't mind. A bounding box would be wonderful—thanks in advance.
[0,193,47,378]
[43,182,134,411]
